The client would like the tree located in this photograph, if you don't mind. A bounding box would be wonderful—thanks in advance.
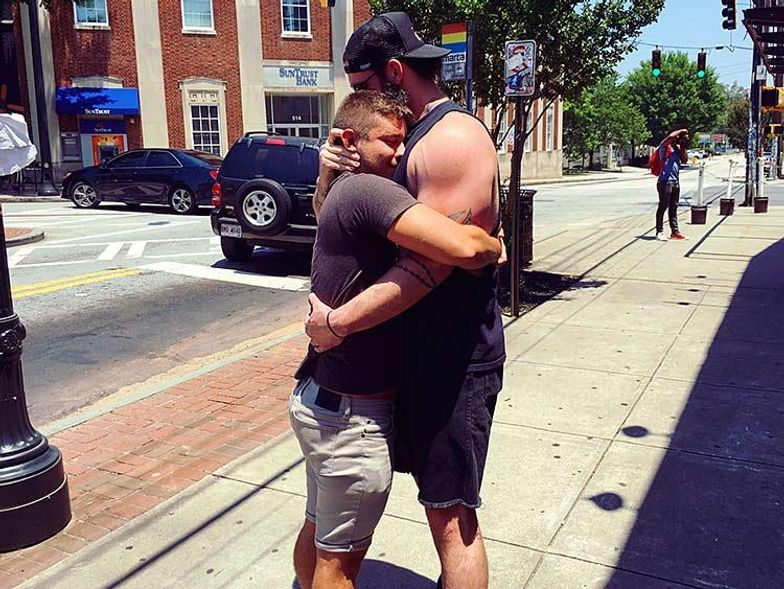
[625,51,726,145]
[563,74,649,167]
[369,0,664,145]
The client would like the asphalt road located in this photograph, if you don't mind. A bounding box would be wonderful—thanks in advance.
[3,157,740,424]
[4,201,311,425]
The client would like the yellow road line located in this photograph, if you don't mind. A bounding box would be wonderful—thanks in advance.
[12,268,143,299]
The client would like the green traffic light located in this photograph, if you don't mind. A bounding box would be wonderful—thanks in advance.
[697,70,706,78]
[652,68,661,77]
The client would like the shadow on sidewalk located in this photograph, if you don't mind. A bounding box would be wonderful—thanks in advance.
[602,238,784,587]
[292,560,435,588]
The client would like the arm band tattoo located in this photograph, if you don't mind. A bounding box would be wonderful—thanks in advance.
[393,261,437,289]
[406,256,436,286]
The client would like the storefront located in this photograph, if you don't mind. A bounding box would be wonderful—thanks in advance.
[55,86,140,167]
[262,62,333,138]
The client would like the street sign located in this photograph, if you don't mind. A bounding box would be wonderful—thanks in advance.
[441,22,467,82]
[504,40,536,97]
[756,64,768,82]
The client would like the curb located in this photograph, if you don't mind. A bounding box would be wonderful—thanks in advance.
[0,195,63,203]
[5,227,45,247]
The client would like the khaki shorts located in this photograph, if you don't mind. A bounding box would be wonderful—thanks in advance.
[289,377,394,553]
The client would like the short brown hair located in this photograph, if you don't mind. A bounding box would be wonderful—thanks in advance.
[332,90,412,139]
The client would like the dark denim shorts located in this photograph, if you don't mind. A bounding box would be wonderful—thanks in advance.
[393,366,503,509]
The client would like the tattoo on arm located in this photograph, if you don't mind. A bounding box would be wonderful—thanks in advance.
[393,259,437,289]
[448,207,473,225]
[406,256,436,286]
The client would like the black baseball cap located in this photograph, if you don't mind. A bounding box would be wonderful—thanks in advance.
[343,12,450,74]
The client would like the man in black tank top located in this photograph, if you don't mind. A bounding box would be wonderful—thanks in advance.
[307,12,505,589]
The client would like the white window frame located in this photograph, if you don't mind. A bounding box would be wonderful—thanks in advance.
[180,78,228,156]
[181,0,215,34]
[73,0,110,29]
[546,105,554,152]
[524,111,531,153]
[280,0,311,38]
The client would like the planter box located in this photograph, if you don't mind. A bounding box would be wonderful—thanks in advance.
[754,196,769,214]
[690,205,707,225]
[720,198,735,216]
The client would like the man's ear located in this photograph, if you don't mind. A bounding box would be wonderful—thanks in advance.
[385,59,404,85]
[340,128,358,149]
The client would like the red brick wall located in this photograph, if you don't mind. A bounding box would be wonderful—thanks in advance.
[262,0,331,61]
[158,0,244,149]
[354,0,372,28]
[48,1,138,88]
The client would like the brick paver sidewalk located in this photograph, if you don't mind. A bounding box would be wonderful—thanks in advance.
[0,333,308,589]
[3,227,30,241]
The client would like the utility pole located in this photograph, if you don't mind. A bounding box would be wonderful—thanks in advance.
[744,45,761,206]
[26,0,59,196]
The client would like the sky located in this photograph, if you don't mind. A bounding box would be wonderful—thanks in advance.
[616,0,758,89]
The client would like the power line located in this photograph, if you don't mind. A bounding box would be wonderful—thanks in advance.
[636,40,753,52]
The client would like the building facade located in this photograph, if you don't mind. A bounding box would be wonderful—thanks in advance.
[7,0,561,180]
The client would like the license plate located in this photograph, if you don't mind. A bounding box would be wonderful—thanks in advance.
[220,224,242,238]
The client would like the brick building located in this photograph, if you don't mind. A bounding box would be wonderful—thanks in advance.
[5,0,561,179]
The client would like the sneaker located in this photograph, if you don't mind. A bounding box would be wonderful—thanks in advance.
[670,232,687,240]
[655,232,668,241]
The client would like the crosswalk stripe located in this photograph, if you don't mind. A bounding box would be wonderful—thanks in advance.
[97,242,125,261]
[126,241,147,258]
[141,261,310,291]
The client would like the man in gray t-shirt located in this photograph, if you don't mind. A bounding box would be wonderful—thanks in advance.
[290,91,502,589]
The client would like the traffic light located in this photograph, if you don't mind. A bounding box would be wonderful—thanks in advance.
[721,0,736,30]
[697,52,706,79]
[651,49,661,77]
[761,86,783,110]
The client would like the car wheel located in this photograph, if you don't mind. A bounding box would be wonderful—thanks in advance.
[234,179,291,235]
[221,236,254,262]
[169,186,198,214]
[71,181,99,209]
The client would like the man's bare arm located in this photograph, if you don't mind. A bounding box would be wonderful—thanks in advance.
[387,203,501,270]
[328,252,451,336]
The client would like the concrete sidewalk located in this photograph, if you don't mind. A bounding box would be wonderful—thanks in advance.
[2,226,45,247]
[2,187,783,588]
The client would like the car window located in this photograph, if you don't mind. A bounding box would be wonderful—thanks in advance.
[110,151,147,168]
[146,151,180,167]
[222,143,318,184]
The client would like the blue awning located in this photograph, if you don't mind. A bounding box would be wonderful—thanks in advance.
[56,87,140,116]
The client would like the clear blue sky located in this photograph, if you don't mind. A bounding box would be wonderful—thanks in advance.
[616,0,758,89]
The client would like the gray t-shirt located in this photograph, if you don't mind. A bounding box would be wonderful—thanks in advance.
[304,172,418,394]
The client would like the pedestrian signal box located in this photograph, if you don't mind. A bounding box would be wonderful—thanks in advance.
[765,124,783,136]
[761,87,784,111]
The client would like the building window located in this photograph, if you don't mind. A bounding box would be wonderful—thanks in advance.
[182,0,214,31]
[546,105,554,151]
[190,104,221,154]
[524,111,531,153]
[496,109,507,154]
[281,0,310,36]
[74,0,109,26]
[266,94,328,138]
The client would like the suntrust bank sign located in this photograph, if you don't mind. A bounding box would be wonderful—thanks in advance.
[263,63,334,91]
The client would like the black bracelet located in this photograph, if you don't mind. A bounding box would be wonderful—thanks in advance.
[326,311,344,340]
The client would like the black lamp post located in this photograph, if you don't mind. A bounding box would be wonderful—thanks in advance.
[26,0,59,197]
[0,205,71,551]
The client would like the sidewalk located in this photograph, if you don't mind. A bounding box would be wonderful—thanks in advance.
[2,226,45,247]
[2,187,783,588]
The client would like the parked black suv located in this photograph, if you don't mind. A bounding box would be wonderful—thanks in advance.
[210,133,320,261]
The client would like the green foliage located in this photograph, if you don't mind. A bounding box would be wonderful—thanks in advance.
[368,0,664,140]
[563,74,649,161]
[625,51,727,145]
